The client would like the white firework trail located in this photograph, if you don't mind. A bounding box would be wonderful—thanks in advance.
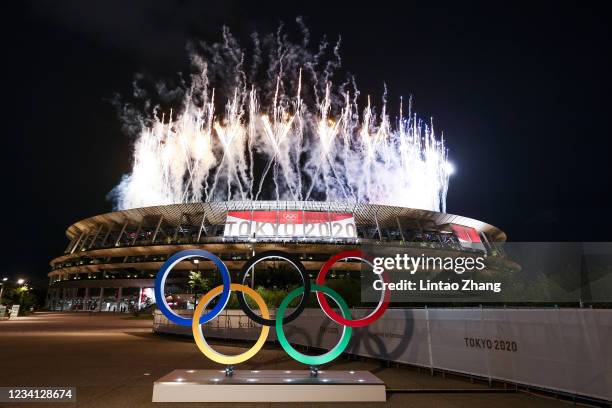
[111,21,453,212]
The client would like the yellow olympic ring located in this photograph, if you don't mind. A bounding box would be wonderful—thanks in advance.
[191,283,269,365]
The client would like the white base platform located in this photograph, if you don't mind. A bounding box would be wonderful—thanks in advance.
[152,369,386,402]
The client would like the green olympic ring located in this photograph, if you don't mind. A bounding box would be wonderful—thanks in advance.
[275,284,353,366]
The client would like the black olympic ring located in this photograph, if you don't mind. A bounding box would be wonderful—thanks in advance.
[236,250,310,326]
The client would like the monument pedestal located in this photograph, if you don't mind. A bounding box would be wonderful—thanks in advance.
[152,369,386,402]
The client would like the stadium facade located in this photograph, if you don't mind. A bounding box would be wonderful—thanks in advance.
[46,201,507,312]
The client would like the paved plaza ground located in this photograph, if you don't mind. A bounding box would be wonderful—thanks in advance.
[0,312,579,407]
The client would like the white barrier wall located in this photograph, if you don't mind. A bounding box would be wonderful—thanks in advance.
[153,308,612,401]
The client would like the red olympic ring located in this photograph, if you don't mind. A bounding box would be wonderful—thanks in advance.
[315,250,391,328]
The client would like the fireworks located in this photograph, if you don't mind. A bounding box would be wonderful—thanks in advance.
[111,21,452,212]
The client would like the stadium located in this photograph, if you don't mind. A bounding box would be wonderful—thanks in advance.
[46,200,507,312]
[45,201,612,402]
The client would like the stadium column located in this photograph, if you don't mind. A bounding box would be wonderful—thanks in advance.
[116,287,122,312]
[396,216,406,243]
[115,220,128,246]
[131,220,143,245]
[84,287,90,311]
[196,213,206,242]
[70,231,85,254]
[137,287,143,311]
[44,289,51,309]
[53,288,59,311]
[64,236,77,253]
[151,215,163,243]
[100,225,113,247]
[374,211,383,241]
[67,288,72,309]
[479,232,492,255]
[60,288,66,311]
[97,287,104,312]
[54,288,59,310]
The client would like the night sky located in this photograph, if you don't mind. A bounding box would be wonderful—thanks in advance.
[7,1,611,284]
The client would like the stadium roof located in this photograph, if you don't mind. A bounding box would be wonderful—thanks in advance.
[66,201,506,242]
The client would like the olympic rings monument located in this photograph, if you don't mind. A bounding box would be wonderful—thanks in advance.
[152,248,388,402]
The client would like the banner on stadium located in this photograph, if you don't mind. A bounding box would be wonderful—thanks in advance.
[224,210,357,238]
[450,224,486,251]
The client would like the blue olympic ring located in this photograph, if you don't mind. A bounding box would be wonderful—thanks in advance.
[154,249,231,326]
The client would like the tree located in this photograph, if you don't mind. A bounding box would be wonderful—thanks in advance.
[189,271,212,294]
[2,286,37,316]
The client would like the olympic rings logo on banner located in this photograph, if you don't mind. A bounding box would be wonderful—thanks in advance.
[154,249,391,366]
